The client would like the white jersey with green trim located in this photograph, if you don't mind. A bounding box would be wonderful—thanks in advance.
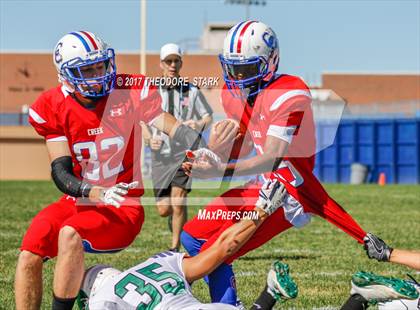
[88,251,237,310]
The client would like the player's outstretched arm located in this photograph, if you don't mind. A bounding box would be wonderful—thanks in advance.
[225,135,289,176]
[182,180,287,283]
[183,114,213,132]
[46,141,132,208]
[196,113,213,131]
[187,134,289,178]
[363,233,420,270]
[389,249,420,271]
[150,112,206,150]
[182,210,267,283]
[150,111,180,136]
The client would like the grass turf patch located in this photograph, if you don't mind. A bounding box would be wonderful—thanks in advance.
[1,181,419,309]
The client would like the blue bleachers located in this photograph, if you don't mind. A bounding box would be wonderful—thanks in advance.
[314,119,420,184]
[2,112,418,184]
[0,113,30,126]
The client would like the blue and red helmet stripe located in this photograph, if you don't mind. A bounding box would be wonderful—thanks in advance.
[229,21,256,54]
[69,31,99,53]
[80,31,99,50]
[229,21,246,53]
[236,21,256,53]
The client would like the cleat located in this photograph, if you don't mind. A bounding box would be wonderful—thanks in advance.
[267,261,298,301]
[351,271,419,303]
[76,290,89,310]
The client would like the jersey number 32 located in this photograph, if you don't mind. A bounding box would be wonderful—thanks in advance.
[73,136,125,181]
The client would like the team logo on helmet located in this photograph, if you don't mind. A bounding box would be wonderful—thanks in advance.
[262,31,277,49]
[54,42,63,64]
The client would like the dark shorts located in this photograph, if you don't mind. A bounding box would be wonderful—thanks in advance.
[151,157,192,199]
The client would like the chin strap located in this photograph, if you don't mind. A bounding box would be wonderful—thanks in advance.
[58,74,75,93]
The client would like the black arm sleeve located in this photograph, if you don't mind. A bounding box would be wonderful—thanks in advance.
[51,156,92,198]
[172,124,207,150]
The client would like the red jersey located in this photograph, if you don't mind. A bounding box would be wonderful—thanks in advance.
[29,74,162,196]
[185,73,366,245]
[221,74,315,185]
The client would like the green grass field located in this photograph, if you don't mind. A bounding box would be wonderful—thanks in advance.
[1,181,419,309]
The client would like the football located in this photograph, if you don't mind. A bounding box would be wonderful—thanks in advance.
[208,119,254,161]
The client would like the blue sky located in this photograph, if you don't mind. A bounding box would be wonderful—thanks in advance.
[1,0,419,83]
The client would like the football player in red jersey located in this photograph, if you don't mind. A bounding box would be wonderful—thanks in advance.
[181,21,377,306]
[15,31,206,310]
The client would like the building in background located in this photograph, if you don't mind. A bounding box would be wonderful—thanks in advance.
[1,52,419,116]
[200,22,235,53]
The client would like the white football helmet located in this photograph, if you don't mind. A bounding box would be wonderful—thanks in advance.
[53,31,116,97]
[219,21,279,97]
[77,264,121,309]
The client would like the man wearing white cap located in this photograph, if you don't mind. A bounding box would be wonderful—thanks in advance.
[142,43,213,252]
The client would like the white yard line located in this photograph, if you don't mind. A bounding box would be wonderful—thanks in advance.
[0,231,21,238]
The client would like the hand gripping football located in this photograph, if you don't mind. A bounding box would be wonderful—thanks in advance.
[208,119,254,161]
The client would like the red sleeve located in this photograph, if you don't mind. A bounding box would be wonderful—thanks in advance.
[138,83,163,124]
[28,88,66,141]
[267,90,312,143]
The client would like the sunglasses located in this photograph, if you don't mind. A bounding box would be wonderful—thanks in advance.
[163,58,181,65]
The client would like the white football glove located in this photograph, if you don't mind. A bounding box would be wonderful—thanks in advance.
[100,181,138,208]
[255,180,287,215]
[187,148,222,166]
